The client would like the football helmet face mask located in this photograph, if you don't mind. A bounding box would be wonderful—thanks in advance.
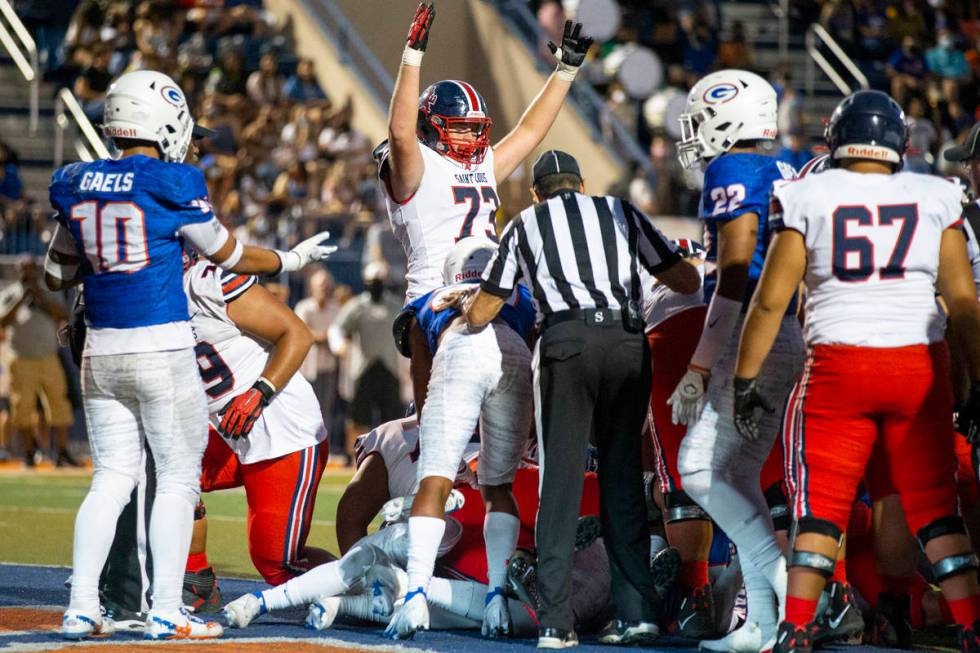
[103,70,195,163]
[824,89,908,166]
[418,80,492,166]
[442,236,497,285]
[677,69,779,170]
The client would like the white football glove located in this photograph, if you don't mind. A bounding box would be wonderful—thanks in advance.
[667,368,708,425]
[276,231,338,272]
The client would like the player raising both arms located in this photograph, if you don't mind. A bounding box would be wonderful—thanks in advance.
[46,70,335,641]
[381,2,592,411]
[733,90,980,653]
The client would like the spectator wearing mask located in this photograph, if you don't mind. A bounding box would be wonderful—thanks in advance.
[329,262,403,465]
[926,29,970,104]
[295,269,343,453]
[284,59,327,104]
[247,52,286,107]
[1,259,75,467]
[886,35,927,105]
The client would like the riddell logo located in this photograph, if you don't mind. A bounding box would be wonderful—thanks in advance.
[105,126,137,137]
[842,145,892,160]
[454,270,481,282]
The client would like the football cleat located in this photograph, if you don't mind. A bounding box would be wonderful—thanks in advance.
[306,596,341,630]
[772,621,817,653]
[103,597,147,633]
[380,489,465,523]
[574,514,601,551]
[384,588,429,639]
[481,587,511,638]
[597,619,660,645]
[223,592,266,628]
[813,580,864,645]
[650,546,681,597]
[700,620,773,653]
[867,592,911,649]
[537,627,579,649]
[62,608,115,640]
[144,607,222,640]
[959,618,980,653]
[677,583,717,640]
[183,566,223,614]
[507,549,541,617]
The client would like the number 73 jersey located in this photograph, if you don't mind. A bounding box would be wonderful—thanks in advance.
[771,168,964,347]
[381,143,498,301]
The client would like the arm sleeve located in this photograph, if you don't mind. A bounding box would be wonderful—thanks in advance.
[44,223,82,281]
[179,218,231,257]
[481,217,523,298]
[624,201,681,274]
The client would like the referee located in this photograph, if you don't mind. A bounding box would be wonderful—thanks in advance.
[459,150,700,648]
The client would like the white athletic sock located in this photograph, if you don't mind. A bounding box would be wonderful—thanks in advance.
[69,490,128,612]
[741,559,778,633]
[484,512,520,590]
[263,561,348,611]
[428,577,485,621]
[148,492,195,613]
[406,516,445,592]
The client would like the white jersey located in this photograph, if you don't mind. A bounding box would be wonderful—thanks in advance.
[184,261,326,464]
[383,143,498,301]
[353,416,478,498]
[963,200,980,296]
[641,259,707,331]
[772,169,964,347]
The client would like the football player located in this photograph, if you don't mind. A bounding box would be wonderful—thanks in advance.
[666,69,801,652]
[734,90,980,653]
[385,237,536,639]
[381,3,592,412]
[46,70,335,640]
[183,256,331,587]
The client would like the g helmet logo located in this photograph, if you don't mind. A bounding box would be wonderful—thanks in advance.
[160,85,185,107]
[702,82,739,105]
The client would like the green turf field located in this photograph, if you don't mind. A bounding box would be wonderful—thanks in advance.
[0,469,354,579]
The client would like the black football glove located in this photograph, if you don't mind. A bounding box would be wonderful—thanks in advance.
[218,378,276,440]
[956,385,980,444]
[733,376,774,441]
[548,21,593,77]
[406,3,436,52]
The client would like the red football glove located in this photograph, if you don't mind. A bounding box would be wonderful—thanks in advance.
[218,378,276,440]
[406,3,435,51]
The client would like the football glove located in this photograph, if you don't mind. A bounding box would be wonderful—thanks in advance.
[733,376,774,441]
[548,21,594,81]
[403,3,435,66]
[218,378,276,440]
[667,367,708,425]
[956,385,980,443]
[275,231,338,273]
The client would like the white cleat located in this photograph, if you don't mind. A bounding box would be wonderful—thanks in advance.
[365,562,404,618]
[380,490,466,523]
[144,607,223,640]
[699,620,774,653]
[306,596,341,630]
[481,588,511,639]
[384,588,429,639]
[62,609,115,640]
[223,592,266,628]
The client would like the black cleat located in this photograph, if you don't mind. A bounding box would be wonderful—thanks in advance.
[507,549,540,617]
[773,621,817,653]
[649,546,681,597]
[538,627,578,649]
[960,619,980,653]
[813,580,864,645]
[867,592,912,649]
[676,583,716,640]
[182,566,223,614]
[574,515,601,551]
[56,448,81,467]
[103,597,147,633]
[597,619,659,645]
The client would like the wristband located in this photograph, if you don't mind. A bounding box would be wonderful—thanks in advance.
[273,249,300,274]
[402,46,424,67]
[219,239,244,270]
[253,376,277,404]
[555,59,579,82]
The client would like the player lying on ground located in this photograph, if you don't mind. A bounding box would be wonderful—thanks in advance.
[47,70,336,641]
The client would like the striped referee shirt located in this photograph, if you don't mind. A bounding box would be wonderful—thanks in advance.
[480,191,680,318]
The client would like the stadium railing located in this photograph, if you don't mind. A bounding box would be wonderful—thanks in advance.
[805,22,869,97]
[0,0,38,134]
[54,87,110,168]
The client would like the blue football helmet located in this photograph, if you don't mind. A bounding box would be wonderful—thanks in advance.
[417,80,492,166]
[825,90,908,167]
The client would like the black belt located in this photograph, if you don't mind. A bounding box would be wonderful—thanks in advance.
[543,308,624,330]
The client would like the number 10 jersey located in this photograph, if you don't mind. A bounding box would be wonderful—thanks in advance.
[381,143,498,302]
[771,168,964,348]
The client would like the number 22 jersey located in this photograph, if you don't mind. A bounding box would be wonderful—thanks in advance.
[771,168,963,347]
[380,143,498,302]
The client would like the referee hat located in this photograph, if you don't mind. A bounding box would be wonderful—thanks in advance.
[532,150,583,186]
[945,122,980,162]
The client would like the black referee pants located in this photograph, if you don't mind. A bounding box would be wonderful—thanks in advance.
[533,319,658,631]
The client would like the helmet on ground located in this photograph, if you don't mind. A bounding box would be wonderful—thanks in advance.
[442,236,496,285]
[824,89,908,166]
[103,70,195,163]
[417,80,492,166]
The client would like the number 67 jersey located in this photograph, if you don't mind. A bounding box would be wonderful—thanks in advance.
[771,168,964,347]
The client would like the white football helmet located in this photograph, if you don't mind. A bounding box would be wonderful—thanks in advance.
[103,70,195,163]
[442,236,496,285]
[676,69,778,170]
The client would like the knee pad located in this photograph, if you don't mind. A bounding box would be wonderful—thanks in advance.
[664,490,709,524]
[339,544,381,588]
[917,516,979,581]
[764,482,790,531]
[789,516,842,576]
[90,469,138,509]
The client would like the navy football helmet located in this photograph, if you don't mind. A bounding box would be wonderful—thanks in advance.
[417,80,492,166]
[824,90,908,167]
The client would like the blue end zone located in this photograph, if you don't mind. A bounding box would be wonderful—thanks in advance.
[0,563,946,652]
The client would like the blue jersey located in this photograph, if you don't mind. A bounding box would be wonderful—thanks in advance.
[699,153,796,309]
[408,283,535,354]
[49,156,216,330]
